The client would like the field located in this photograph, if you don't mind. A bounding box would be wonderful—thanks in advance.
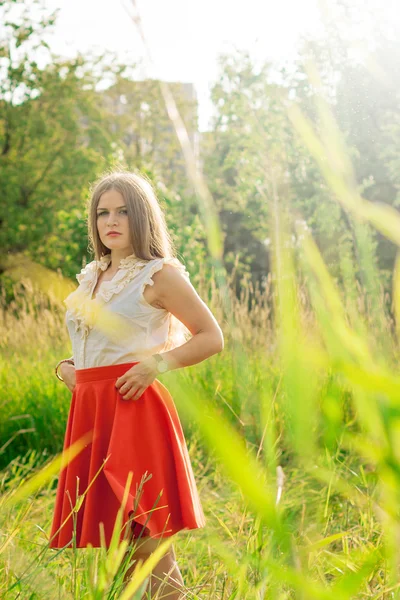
[2,1,400,597]
[1,235,400,599]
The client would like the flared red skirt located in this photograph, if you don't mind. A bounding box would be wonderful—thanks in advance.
[49,362,206,548]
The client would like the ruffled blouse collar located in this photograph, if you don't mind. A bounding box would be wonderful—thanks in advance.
[98,252,142,272]
[66,253,149,338]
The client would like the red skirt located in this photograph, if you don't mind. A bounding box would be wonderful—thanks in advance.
[49,362,206,548]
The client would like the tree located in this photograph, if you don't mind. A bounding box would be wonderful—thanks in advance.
[0,0,116,271]
[203,51,292,289]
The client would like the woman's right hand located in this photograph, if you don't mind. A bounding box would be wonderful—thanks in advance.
[60,362,76,393]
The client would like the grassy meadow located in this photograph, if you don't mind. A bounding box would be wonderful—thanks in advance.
[2,207,400,599]
[2,6,400,597]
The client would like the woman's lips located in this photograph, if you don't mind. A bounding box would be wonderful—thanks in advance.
[107,233,121,236]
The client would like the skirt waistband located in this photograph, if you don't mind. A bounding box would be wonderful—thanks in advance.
[75,362,140,384]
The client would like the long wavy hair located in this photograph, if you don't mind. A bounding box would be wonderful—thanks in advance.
[87,169,176,261]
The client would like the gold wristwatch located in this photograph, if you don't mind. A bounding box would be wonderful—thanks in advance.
[152,353,169,373]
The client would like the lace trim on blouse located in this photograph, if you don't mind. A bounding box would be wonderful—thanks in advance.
[65,254,190,341]
[79,254,149,303]
[138,256,190,299]
[140,257,191,351]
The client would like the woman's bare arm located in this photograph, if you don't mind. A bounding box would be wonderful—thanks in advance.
[147,264,224,371]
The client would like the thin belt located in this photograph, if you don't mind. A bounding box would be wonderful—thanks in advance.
[75,361,140,384]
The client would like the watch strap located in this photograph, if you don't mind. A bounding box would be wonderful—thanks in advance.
[151,353,169,372]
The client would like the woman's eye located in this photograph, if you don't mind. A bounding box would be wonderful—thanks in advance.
[97,209,127,216]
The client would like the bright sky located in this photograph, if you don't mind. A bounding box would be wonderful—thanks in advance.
[41,0,324,131]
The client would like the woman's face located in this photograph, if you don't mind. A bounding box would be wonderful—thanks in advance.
[96,189,132,253]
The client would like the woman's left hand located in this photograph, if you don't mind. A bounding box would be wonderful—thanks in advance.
[115,359,158,401]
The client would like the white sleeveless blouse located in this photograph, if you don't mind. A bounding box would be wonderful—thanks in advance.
[64,254,192,369]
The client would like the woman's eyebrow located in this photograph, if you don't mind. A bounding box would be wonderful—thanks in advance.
[97,205,126,210]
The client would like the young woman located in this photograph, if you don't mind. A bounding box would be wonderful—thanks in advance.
[49,170,224,598]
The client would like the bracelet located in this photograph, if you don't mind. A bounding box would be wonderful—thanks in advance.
[55,357,75,382]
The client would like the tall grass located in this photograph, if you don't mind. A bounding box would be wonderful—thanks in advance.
[1,220,396,598]
[3,27,400,599]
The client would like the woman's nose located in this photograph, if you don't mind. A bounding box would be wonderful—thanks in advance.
[107,213,118,225]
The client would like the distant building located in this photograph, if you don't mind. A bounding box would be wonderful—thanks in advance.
[101,79,200,191]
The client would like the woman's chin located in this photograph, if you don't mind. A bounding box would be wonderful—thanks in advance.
[103,238,126,247]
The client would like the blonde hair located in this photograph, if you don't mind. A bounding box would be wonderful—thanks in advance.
[87,169,176,261]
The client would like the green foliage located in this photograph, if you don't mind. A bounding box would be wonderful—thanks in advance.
[3,0,400,597]
[0,1,115,264]
[0,0,207,284]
